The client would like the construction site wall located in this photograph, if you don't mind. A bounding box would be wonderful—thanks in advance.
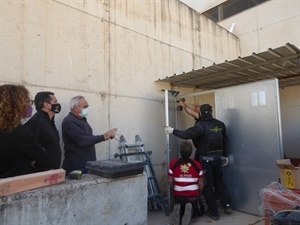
[0,173,147,225]
[0,0,240,196]
[218,0,300,158]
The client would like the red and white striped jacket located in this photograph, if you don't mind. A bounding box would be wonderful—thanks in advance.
[169,157,204,197]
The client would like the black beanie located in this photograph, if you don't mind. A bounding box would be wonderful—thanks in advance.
[200,104,212,114]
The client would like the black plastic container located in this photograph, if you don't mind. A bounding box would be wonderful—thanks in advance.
[85,159,144,179]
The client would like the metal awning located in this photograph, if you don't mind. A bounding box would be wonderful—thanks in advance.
[157,43,300,89]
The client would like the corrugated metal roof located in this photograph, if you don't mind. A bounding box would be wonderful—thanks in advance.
[157,43,300,89]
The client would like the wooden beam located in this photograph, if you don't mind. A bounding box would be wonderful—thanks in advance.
[0,169,66,197]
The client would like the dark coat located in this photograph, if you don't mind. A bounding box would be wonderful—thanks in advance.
[0,125,52,178]
[62,112,105,174]
[173,117,228,157]
[25,110,62,169]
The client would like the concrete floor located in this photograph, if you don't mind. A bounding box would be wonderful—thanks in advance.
[148,209,267,225]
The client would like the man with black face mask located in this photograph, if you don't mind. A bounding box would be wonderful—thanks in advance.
[25,91,62,169]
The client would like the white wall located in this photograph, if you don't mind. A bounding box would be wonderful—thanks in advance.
[217,0,300,158]
[0,0,239,195]
[218,0,300,56]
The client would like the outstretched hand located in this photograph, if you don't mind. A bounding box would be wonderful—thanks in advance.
[104,128,118,140]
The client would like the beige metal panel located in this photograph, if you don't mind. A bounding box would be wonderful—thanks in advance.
[280,86,300,158]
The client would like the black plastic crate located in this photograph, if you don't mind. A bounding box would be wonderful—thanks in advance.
[86,159,144,179]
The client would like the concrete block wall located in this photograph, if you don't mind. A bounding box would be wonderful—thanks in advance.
[0,0,240,196]
[0,174,147,225]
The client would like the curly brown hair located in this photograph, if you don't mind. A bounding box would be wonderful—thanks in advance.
[0,84,31,133]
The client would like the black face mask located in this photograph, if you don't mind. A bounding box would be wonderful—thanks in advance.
[51,103,62,114]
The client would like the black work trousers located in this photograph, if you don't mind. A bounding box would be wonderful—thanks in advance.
[199,157,230,216]
[174,196,204,219]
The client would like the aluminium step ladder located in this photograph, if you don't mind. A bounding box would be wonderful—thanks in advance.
[114,135,169,216]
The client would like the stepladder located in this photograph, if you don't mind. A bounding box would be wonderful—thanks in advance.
[114,134,169,216]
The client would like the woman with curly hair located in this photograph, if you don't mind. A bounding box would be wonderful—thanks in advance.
[0,84,52,178]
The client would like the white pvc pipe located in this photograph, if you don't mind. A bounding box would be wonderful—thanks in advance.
[164,89,171,213]
[165,90,169,126]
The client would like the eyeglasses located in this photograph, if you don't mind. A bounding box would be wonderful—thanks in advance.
[29,100,34,105]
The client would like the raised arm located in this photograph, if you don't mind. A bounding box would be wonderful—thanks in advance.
[178,100,200,120]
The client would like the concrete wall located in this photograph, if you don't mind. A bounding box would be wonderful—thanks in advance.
[0,174,147,225]
[217,0,300,158]
[218,0,300,56]
[0,0,240,195]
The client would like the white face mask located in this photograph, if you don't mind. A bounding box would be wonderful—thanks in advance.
[80,108,89,117]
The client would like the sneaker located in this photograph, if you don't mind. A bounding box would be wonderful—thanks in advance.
[181,203,192,225]
[206,210,220,220]
[224,204,232,214]
[171,204,181,225]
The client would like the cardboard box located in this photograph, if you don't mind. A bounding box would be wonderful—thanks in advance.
[277,159,300,190]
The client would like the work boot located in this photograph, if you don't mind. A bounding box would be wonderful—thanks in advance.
[171,204,181,225]
[181,203,192,225]
[206,210,220,220]
[224,204,232,214]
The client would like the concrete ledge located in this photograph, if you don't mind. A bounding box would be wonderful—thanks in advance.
[0,173,148,225]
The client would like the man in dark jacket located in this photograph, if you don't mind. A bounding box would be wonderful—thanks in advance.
[165,104,231,221]
[25,91,62,169]
[62,95,117,175]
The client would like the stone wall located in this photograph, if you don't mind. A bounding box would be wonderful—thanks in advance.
[0,174,147,225]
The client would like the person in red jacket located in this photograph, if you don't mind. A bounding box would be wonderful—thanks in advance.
[166,103,232,220]
[168,141,205,225]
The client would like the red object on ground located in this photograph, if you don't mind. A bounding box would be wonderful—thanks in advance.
[259,182,300,225]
